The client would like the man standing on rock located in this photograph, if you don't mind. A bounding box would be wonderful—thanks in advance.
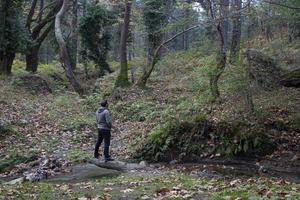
[94,100,114,162]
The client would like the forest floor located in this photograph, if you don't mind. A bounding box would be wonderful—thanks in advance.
[1,48,300,199]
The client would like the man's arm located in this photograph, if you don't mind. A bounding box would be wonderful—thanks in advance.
[105,111,112,129]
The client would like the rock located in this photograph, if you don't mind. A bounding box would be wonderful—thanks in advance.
[139,160,148,167]
[25,169,48,182]
[90,159,147,171]
[280,68,300,88]
[5,177,25,185]
[169,160,178,165]
[19,119,29,126]
[245,49,281,89]
[47,164,120,183]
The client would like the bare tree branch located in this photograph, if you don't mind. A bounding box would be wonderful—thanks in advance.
[263,0,300,10]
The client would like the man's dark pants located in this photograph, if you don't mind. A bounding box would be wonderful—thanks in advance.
[94,129,111,159]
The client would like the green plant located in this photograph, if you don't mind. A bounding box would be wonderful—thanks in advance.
[67,149,91,164]
[290,113,300,132]
[142,121,175,161]
[82,92,103,110]
[38,63,57,74]
[54,95,72,107]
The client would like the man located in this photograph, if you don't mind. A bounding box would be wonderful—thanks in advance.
[94,100,114,162]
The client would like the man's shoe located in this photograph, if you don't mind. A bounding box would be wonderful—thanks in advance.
[105,158,114,162]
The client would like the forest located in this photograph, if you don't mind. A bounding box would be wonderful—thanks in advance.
[0,0,300,199]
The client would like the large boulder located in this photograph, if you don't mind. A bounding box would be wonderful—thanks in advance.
[280,67,300,88]
[89,158,148,171]
[245,49,281,89]
[47,164,121,183]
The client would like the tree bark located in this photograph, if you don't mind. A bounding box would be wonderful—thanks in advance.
[69,0,78,69]
[55,0,84,95]
[0,53,15,75]
[26,46,39,72]
[208,0,227,101]
[220,0,229,51]
[183,0,191,50]
[115,0,132,88]
[229,0,242,64]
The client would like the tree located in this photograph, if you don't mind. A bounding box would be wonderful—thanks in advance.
[55,0,84,95]
[137,25,200,87]
[220,0,229,51]
[0,0,27,75]
[115,0,132,88]
[79,4,116,77]
[138,0,167,87]
[206,0,227,100]
[67,0,78,69]
[229,0,242,63]
[25,0,62,72]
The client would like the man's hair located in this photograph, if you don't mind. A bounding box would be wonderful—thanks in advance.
[100,100,108,107]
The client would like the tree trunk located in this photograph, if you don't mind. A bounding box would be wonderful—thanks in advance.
[69,0,78,69]
[229,0,242,64]
[183,0,191,50]
[0,52,15,75]
[55,0,84,95]
[115,0,131,88]
[26,46,39,72]
[220,0,229,51]
[209,6,227,101]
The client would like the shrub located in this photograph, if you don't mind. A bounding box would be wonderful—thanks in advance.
[141,117,276,162]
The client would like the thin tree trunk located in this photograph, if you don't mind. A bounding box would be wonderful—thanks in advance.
[229,0,242,63]
[69,0,78,69]
[137,25,200,87]
[115,0,131,88]
[55,0,84,95]
[220,0,229,51]
[208,0,227,101]
[184,0,191,50]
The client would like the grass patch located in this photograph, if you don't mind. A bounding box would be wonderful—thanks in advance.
[67,149,91,164]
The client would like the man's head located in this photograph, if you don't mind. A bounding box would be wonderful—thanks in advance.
[101,100,108,108]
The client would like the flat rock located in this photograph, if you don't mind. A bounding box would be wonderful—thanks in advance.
[47,164,121,183]
[89,159,147,171]
[5,177,25,185]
